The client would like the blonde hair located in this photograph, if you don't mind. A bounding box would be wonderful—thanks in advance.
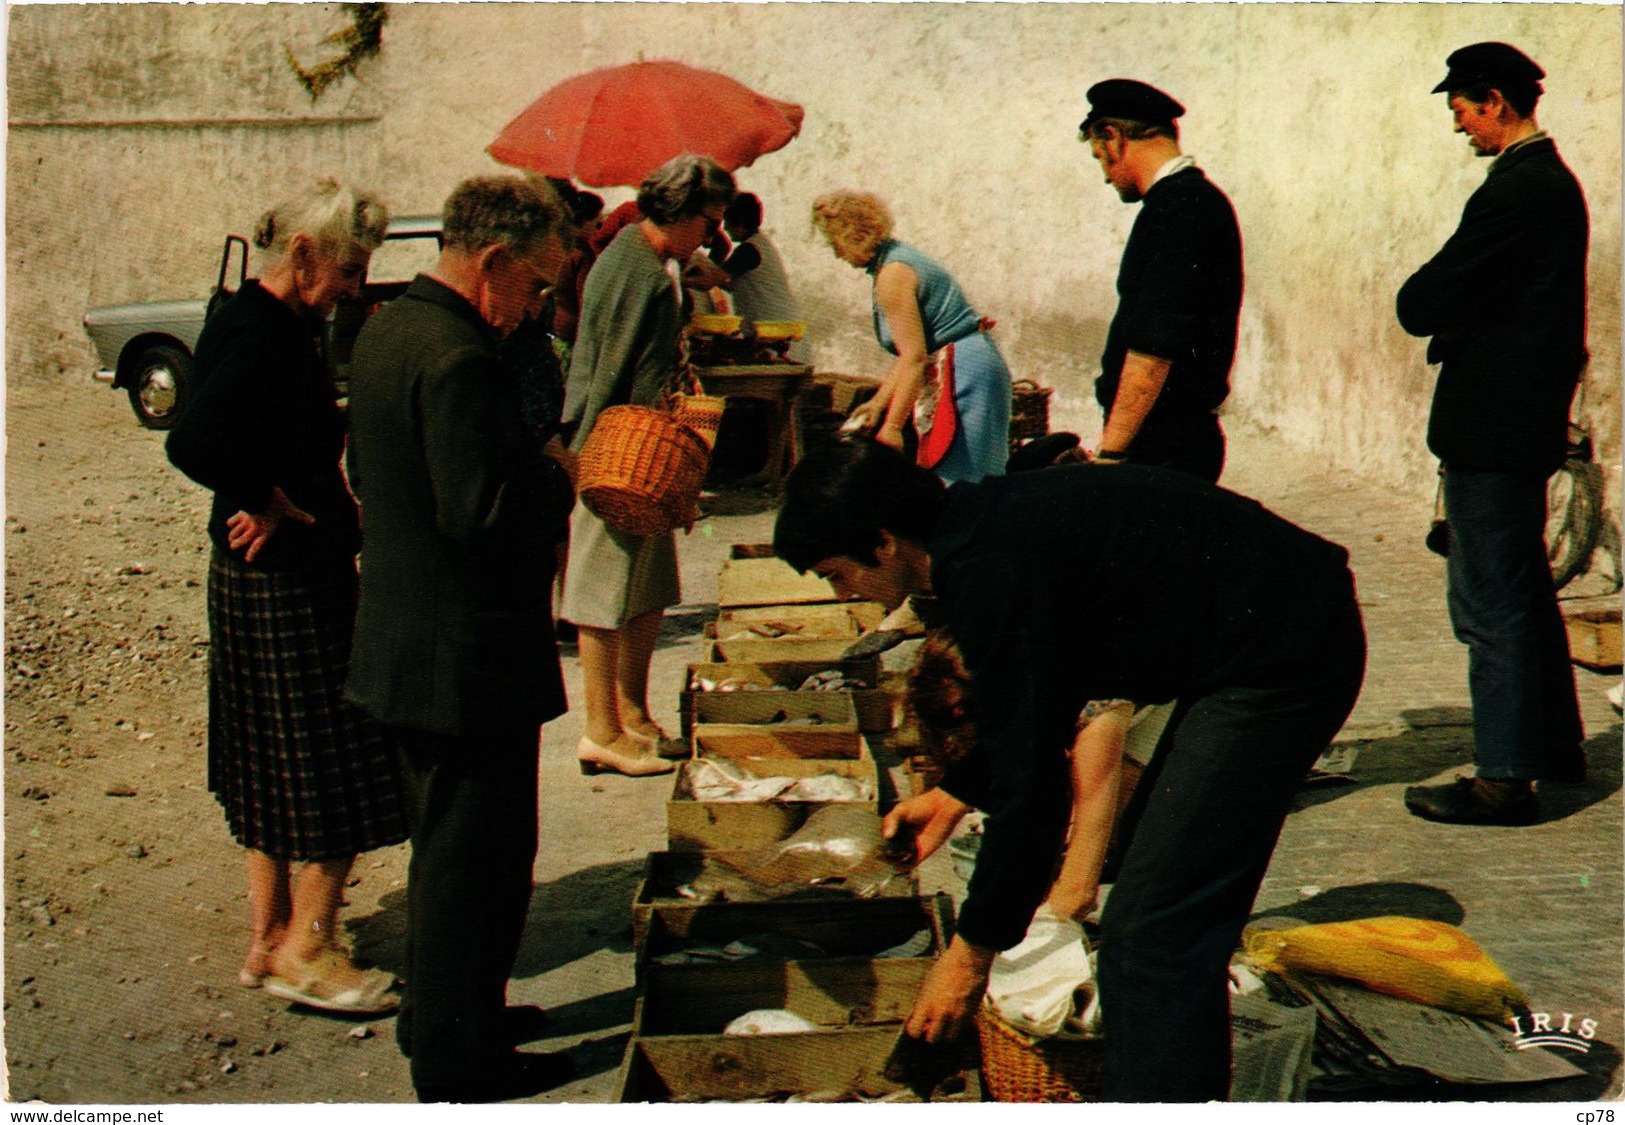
[811,190,893,262]
[253,177,389,260]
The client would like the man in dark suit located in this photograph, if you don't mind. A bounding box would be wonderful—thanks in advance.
[1080,79,1244,482]
[346,176,575,1101]
[1397,42,1589,826]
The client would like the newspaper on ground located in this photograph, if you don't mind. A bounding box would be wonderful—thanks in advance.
[1229,990,1318,1101]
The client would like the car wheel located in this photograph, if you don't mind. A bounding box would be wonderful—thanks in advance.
[126,343,193,430]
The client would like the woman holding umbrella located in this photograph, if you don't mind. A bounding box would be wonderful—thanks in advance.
[561,153,737,777]
[812,189,1012,483]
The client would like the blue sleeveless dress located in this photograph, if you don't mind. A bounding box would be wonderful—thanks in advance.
[867,239,1011,482]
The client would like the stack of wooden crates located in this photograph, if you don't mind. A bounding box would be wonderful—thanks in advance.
[617,543,980,1102]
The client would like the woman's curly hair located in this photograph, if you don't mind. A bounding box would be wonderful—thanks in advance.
[907,628,979,767]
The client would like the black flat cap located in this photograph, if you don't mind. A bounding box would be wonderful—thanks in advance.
[1432,42,1545,94]
[1079,79,1185,133]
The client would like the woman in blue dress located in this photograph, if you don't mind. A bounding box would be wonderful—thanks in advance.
[812,190,1011,482]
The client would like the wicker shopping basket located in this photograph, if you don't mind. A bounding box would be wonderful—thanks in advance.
[577,400,721,536]
[976,1004,1104,1102]
[1008,379,1054,450]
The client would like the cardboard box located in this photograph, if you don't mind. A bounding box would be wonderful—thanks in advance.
[1565,606,1622,670]
[681,658,892,735]
[667,757,880,851]
[631,851,918,950]
[691,692,864,760]
[619,956,980,1102]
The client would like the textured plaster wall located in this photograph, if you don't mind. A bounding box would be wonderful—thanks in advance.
[7,2,1620,502]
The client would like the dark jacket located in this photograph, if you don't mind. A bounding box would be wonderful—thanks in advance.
[1397,137,1589,475]
[930,465,1357,950]
[344,275,568,737]
[1098,168,1244,426]
[165,280,360,572]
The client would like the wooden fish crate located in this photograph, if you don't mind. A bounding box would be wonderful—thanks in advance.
[681,658,892,735]
[619,956,981,1102]
[618,1026,980,1103]
[667,757,880,851]
[717,552,842,608]
[714,600,888,640]
[638,893,955,970]
[1565,606,1622,671]
[631,851,918,950]
[707,636,865,665]
[691,692,864,760]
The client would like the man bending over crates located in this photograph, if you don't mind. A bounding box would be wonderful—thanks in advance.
[772,439,1366,1101]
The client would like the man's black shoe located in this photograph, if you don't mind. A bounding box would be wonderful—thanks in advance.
[417,1050,575,1103]
[1404,777,1536,826]
[398,1004,550,1059]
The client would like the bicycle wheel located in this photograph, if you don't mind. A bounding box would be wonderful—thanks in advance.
[1546,457,1603,589]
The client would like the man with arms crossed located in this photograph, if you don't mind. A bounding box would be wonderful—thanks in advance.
[1397,42,1589,826]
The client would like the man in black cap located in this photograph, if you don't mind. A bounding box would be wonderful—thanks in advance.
[1396,42,1589,825]
[1079,78,1243,482]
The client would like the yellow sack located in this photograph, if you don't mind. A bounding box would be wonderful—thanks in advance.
[1243,916,1527,1020]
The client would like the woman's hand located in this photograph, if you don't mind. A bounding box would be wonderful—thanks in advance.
[874,421,908,452]
[882,787,972,865]
[226,487,315,564]
[904,935,996,1042]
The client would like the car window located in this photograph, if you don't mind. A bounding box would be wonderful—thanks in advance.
[367,235,440,286]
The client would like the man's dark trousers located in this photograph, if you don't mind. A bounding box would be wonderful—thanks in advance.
[1443,468,1584,779]
[1096,583,1366,1100]
[390,721,540,1099]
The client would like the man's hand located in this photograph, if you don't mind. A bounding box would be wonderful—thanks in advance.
[226,487,315,564]
[904,935,996,1042]
[542,436,579,488]
[882,787,972,865]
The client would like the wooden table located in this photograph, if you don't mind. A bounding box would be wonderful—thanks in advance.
[691,363,815,485]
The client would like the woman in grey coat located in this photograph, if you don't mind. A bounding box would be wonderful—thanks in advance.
[560,154,736,776]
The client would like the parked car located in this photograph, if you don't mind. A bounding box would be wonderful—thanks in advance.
[83,215,442,429]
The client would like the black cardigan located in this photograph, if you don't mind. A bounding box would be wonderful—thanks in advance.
[166,280,361,571]
[929,465,1356,950]
[1398,137,1589,475]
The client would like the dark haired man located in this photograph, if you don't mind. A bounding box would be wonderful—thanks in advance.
[347,176,576,1101]
[1080,78,1243,482]
[773,439,1366,1100]
[1397,42,1589,826]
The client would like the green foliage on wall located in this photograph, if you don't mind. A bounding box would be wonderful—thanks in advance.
[286,3,388,101]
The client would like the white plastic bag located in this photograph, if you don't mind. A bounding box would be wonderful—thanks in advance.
[984,907,1102,1040]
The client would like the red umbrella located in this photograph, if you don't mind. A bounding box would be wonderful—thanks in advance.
[488,59,804,187]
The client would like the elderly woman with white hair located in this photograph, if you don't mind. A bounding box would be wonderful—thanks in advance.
[561,153,736,777]
[166,178,407,1014]
[812,189,1012,483]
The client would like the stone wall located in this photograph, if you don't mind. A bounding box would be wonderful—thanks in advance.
[8,2,1620,505]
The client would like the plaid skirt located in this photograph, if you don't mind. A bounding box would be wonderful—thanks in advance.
[206,550,409,861]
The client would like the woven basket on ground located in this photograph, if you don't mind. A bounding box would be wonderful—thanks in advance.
[1008,379,1054,448]
[976,1005,1104,1102]
[577,404,715,536]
